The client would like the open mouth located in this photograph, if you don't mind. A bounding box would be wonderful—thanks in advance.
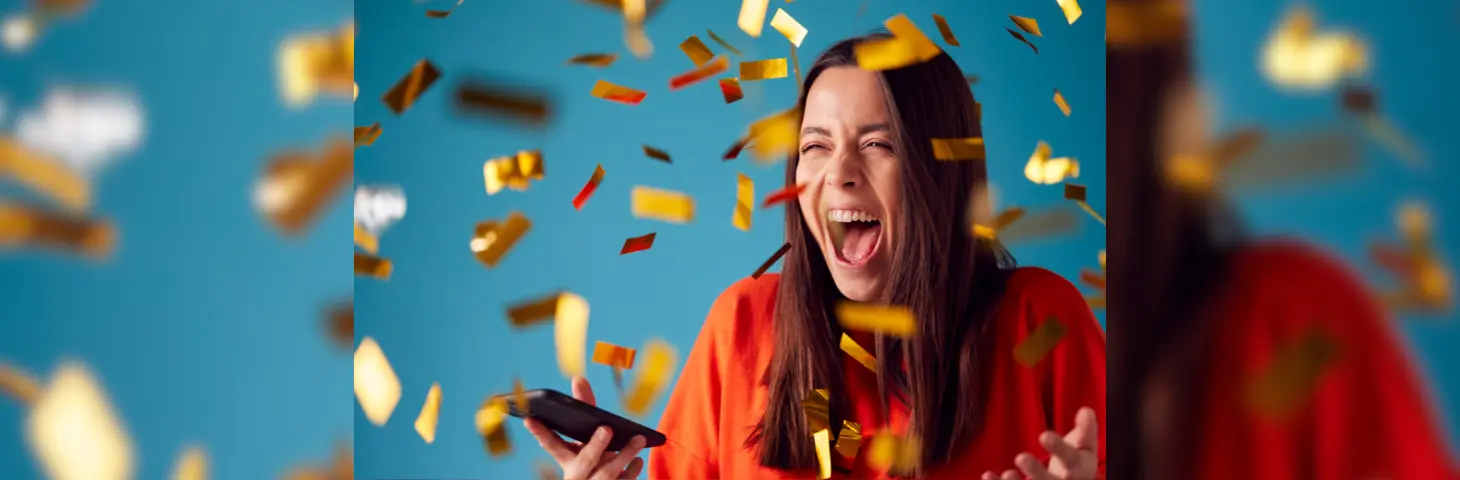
[827,209,883,266]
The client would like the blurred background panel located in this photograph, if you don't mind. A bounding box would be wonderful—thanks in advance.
[353,0,1104,478]
[0,0,353,478]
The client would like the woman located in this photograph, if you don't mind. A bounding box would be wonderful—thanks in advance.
[1106,0,1457,478]
[526,35,1107,479]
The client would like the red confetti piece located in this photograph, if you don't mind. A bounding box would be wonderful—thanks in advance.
[573,164,606,210]
[719,77,744,104]
[670,56,730,91]
[761,184,805,207]
[723,138,749,161]
[621,233,657,255]
[1079,269,1105,290]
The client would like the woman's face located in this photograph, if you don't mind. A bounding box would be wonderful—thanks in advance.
[796,66,903,303]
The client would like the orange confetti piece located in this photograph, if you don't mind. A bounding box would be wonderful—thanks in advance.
[720,77,744,104]
[679,36,715,66]
[1009,15,1042,36]
[670,56,730,90]
[354,123,382,147]
[1013,316,1067,367]
[592,341,638,369]
[932,14,959,46]
[1054,89,1072,116]
[1247,328,1340,418]
[573,164,606,210]
[620,232,656,255]
[590,80,647,105]
[1079,269,1106,290]
[1008,29,1039,54]
[354,252,392,279]
[762,184,805,207]
[471,211,531,268]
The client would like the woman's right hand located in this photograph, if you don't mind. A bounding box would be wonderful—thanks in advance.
[524,376,648,480]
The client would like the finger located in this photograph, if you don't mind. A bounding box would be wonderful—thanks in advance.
[1040,431,1082,469]
[592,435,646,480]
[572,376,598,406]
[618,457,645,479]
[981,472,1001,480]
[524,419,577,465]
[574,426,614,472]
[1000,469,1021,480]
[1069,407,1099,452]
[1015,452,1054,480]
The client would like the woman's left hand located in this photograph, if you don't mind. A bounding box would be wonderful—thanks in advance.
[980,407,1099,480]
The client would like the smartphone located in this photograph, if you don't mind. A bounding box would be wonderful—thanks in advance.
[499,388,667,451]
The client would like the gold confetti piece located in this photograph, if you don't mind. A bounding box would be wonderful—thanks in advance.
[813,428,832,479]
[1013,316,1067,367]
[354,337,401,426]
[325,301,353,349]
[382,59,441,115]
[994,207,1079,244]
[277,23,356,108]
[622,0,646,22]
[866,433,920,473]
[621,232,656,254]
[0,362,41,405]
[353,123,382,147]
[836,420,864,459]
[171,445,206,480]
[734,173,754,231]
[568,53,618,67]
[1106,0,1187,48]
[707,29,743,56]
[556,293,591,379]
[753,243,791,278]
[670,55,730,90]
[835,302,916,337]
[839,333,877,373]
[353,222,378,254]
[739,58,789,81]
[1247,328,1340,417]
[0,136,90,213]
[455,80,553,127]
[720,77,744,104]
[507,292,562,328]
[1010,15,1042,37]
[791,45,803,91]
[1024,140,1079,185]
[679,36,715,66]
[930,137,986,161]
[747,108,800,162]
[932,14,959,47]
[0,201,116,259]
[415,382,442,444]
[513,378,529,415]
[624,21,654,59]
[592,341,638,369]
[854,14,943,71]
[1007,28,1039,54]
[738,0,770,37]
[1064,183,1105,225]
[254,137,353,236]
[354,252,392,279]
[1260,5,1368,91]
[471,211,532,268]
[631,186,696,224]
[801,388,830,432]
[283,443,353,480]
[643,145,673,164]
[483,150,545,195]
[770,9,808,47]
[573,164,606,210]
[1053,89,1071,117]
[624,338,678,415]
[1058,0,1082,24]
[590,79,647,105]
[475,396,512,456]
[27,361,135,480]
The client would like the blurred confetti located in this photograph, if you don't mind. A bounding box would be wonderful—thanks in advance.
[24,360,136,480]
[1259,5,1368,91]
[353,184,406,236]
[414,382,442,444]
[14,86,144,177]
[277,23,355,108]
[253,137,352,236]
[623,338,677,416]
[354,337,402,427]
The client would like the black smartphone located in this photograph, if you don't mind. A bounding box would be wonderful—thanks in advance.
[499,388,667,451]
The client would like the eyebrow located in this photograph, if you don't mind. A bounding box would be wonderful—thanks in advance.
[799,123,892,137]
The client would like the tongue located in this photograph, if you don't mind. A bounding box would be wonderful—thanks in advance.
[840,223,881,263]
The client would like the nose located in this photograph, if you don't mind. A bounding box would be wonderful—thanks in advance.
[824,150,866,189]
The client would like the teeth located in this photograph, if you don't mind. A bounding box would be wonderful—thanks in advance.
[827,209,879,223]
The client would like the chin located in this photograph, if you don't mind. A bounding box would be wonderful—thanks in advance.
[831,276,883,302]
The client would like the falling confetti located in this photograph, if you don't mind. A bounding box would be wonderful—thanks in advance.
[1053,89,1072,116]
[26,361,135,480]
[0,201,115,259]
[590,79,648,105]
[415,383,442,444]
[1009,15,1042,37]
[171,445,207,480]
[840,333,877,373]
[555,293,591,378]
[471,211,532,268]
[1024,140,1079,185]
[476,396,512,456]
[631,186,696,224]
[0,362,42,405]
[624,339,678,415]
[325,301,354,348]
[930,137,986,161]
[1246,328,1341,418]
[354,223,378,254]
[354,184,407,236]
[454,79,553,127]
[353,123,382,147]
[277,23,355,108]
[740,58,789,81]
[1260,5,1368,91]
[762,183,804,207]
[592,341,638,369]
[746,108,800,162]
[0,136,91,212]
[1007,28,1039,54]
[483,150,545,195]
[14,86,146,177]
[254,137,353,236]
[1058,0,1083,24]
[836,420,864,459]
[813,428,832,479]
[866,433,920,473]
[621,232,656,254]
[1063,183,1105,225]
[752,243,791,278]
[733,173,754,231]
[1013,316,1068,367]
[770,8,808,47]
[679,36,715,66]
[354,252,392,279]
[354,337,401,426]
[931,14,959,47]
[382,59,442,115]
[670,56,730,90]
[720,77,744,104]
[855,14,942,70]
[737,0,770,37]
[643,145,673,163]
[835,302,916,337]
[706,29,743,55]
[572,164,606,210]
[567,53,618,67]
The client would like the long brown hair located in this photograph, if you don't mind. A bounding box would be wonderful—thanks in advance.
[744,34,1016,477]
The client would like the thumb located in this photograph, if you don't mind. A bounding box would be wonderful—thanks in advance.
[571,376,597,406]
[1066,407,1098,451]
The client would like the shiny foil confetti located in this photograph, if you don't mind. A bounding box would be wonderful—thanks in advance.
[753,243,791,278]
[747,108,800,162]
[556,293,591,379]
[476,396,512,456]
[26,361,136,480]
[813,428,832,479]
[382,59,441,115]
[454,80,552,127]
[643,145,673,164]
[254,137,353,236]
[277,23,356,108]
[932,14,959,47]
[739,58,789,81]
[1013,316,1068,367]
[325,301,354,349]
[1246,328,1340,417]
[354,252,393,279]
[706,29,743,56]
[354,222,378,254]
[866,433,920,473]
[1053,89,1071,116]
[0,362,42,405]
[471,211,532,268]
[855,14,942,71]
[734,173,754,231]
[671,56,730,90]
[679,36,715,66]
[415,382,442,443]
[1024,140,1079,185]
[483,150,545,195]
[835,302,916,337]
[836,420,864,460]
[1058,0,1083,24]
[567,53,618,67]
[0,136,91,212]
[1260,5,1368,91]
[1106,0,1187,48]
[590,79,647,105]
[353,123,382,147]
[720,77,744,104]
[354,337,401,426]
[573,164,606,210]
[801,388,830,431]
[1009,15,1042,36]
[507,292,563,328]
[1064,183,1105,225]
[0,201,116,259]
[631,186,696,223]
[770,8,807,47]
[1007,28,1039,54]
[621,232,656,254]
[930,137,986,161]
[171,445,207,480]
[592,341,638,369]
[762,183,805,207]
[737,0,770,37]
[624,338,678,415]
[840,333,877,373]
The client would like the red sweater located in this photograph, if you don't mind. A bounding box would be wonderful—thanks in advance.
[649,267,1107,479]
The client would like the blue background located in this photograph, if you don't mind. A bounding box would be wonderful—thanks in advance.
[354,0,1104,477]
[1191,0,1460,456]
[0,0,353,478]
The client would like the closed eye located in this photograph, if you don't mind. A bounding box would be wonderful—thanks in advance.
[799,143,828,154]
[863,140,895,153]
